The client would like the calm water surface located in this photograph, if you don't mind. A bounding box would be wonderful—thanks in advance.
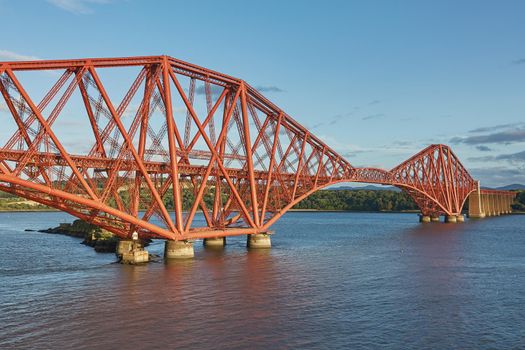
[0,211,524,349]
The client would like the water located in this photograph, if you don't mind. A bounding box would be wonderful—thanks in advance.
[0,211,524,349]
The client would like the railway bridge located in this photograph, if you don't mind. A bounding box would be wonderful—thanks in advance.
[0,56,516,262]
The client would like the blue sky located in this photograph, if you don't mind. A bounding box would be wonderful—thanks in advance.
[0,0,524,187]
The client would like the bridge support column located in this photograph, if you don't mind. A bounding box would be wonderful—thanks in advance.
[456,214,465,222]
[203,237,226,248]
[419,215,431,223]
[430,215,440,222]
[485,194,493,216]
[165,240,194,259]
[491,195,499,216]
[247,233,272,249]
[468,182,486,218]
[484,194,489,216]
[445,215,457,223]
[118,240,149,264]
[116,239,134,258]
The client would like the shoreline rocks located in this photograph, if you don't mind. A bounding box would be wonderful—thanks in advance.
[37,219,150,253]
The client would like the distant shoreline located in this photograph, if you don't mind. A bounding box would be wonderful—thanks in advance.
[288,209,421,214]
[1,208,523,215]
[0,208,420,214]
[289,209,525,215]
[0,208,59,212]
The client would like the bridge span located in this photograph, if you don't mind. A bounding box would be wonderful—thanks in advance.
[0,55,516,263]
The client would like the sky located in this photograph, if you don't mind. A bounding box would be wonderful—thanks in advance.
[0,0,524,187]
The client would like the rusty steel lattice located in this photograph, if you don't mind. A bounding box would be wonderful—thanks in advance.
[0,55,505,241]
[353,145,478,215]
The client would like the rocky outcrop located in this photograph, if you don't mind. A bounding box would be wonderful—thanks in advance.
[83,229,120,253]
[38,219,152,253]
[39,220,119,253]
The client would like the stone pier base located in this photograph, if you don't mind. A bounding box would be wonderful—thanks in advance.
[121,249,149,264]
[430,216,440,222]
[247,233,272,249]
[419,215,431,223]
[445,215,457,223]
[116,239,135,258]
[456,214,465,222]
[165,240,194,259]
[203,237,226,248]
[117,240,149,264]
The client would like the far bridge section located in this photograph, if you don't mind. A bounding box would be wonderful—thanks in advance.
[468,183,516,218]
[0,55,517,263]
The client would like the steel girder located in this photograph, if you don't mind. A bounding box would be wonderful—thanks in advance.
[0,56,512,240]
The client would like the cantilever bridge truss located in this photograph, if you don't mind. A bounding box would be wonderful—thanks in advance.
[0,55,506,241]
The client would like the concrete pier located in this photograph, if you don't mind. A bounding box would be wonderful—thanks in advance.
[165,240,194,259]
[203,237,226,248]
[116,239,134,258]
[247,233,272,249]
[468,186,486,218]
[121,248,149,264]
[488,194,495,216]
[445,215,457,223]
[456,214,465,222]
[419,215,431,223]
[430,216,440,222]
[117,240,149,264]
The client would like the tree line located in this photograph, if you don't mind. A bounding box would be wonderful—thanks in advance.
[511,191,525,211]
[1,189,524,212]
[292,190,418,211]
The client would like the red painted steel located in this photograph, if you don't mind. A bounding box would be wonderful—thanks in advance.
[0,56,515,240]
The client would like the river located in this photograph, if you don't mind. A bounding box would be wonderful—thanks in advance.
[0,211,524,349]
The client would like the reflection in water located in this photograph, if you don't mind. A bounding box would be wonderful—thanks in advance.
[401,223,470,346]
[0,212,524,349]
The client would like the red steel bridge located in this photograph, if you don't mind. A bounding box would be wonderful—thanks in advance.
[0,56,516,242]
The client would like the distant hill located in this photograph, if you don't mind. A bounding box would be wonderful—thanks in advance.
[328,185,401,192]
[330,183,525,192]
[495,184,525,191]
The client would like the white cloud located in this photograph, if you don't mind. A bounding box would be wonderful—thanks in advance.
[0,50,40,61]
[469,167,525,188]
[47,0,112,15]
